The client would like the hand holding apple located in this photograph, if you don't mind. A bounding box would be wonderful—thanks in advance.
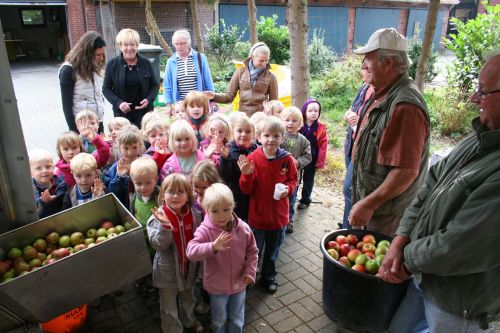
[377,235,411,283]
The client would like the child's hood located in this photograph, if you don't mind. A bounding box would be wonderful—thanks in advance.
[301,98,322,124]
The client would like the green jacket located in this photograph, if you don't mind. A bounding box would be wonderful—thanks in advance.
[352,74,430,235]
[397,118,500,324]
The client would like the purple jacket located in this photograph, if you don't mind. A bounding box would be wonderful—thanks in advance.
[186,213,258,295]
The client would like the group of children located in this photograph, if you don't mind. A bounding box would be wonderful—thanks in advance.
[28,92,327,333]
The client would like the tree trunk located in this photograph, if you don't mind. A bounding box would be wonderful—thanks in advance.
[145,0,173,56]
[288,0,309,108]
[214,0,219,26]
[190,0,204,52]
[415,0,440,92]
[248,0,258,45]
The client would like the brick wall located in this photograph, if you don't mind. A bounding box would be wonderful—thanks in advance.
[398,9,410,35]
[347,7,356,54]
[478,0,500,14]
[67,0,97,47]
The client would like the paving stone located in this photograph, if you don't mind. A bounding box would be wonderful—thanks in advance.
[292,278,318,296]
[245,308,261,322]
[287,302,315,322]
[306,313,332,331]
[263,307,294,325]
[140,325,162,333]
[87,308,117,325]
[128,298,152,318]
[292,323,315,333]
[251,319,277,333]
[273,281,296,297]
[288,247,312,261]
[273,314,303,332]
[296,256,321,273]
[310,290,323,304]
[301,272,323,290]
[283,266,310,281]
[115,303,137,324]
[298,296,324,316]
[277,260,301,274]
[279,289,307,306]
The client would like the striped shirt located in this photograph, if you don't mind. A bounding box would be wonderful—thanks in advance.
[176,54,198,100]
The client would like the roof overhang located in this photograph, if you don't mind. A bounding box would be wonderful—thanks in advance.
[0,1,66,5]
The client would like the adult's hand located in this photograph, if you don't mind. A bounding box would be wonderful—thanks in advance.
[119,102,132,113]
[203,91,215,99]
[377,235,411,283]
[135,99,149,110]
[349,197,377,228]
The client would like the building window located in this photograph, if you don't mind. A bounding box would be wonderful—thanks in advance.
[19,9,46,27]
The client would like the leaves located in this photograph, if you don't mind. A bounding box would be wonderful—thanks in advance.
[256,15,290,64]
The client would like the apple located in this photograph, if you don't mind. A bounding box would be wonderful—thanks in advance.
[365,252,376,260]
[0,261,11,275]
[338,256,352,268]
[45,232,60,245]
[46,258,57,265]
[115,225,126,234]
[87,243,97,248]
[70,232,85,246]
[355,253,369,266]
[335,235,349,246]
[100,221,114,229]
[66,247,74,253]
[378,240,391,248]
[327,241,340,252]
[86,228,97,239]
[8,248,22,260]
[3,269,16,280]
[59,235,71,248]
[107,227,117,235]
[124,221,134,231]
[14,259,30,274]
[46,244,57,254]
[37,253,47,262]
[74,244,87,252]
[347,249,361,263]
[355,241,366,250]
[365,259,380,274]
[352,264,367,273]
[339,244,352,257]
[23,245,38,261]
[346,234,358,246]
[362,234,376,245]
[375,246,388,256]
[97,228,108,237]
[33,238,47,252]
[29,258,42,268]
[107,233,118,238]
[362,243,377,254]
[376,254,385,264]
[96,236,107,243]
[327,248,339,260]
[52,248,70,260]
[84,238,95,245]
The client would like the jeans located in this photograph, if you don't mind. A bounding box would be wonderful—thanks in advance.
[299,161,316,205]
[210,290,246,333]
[288,183,299,222]
[342,159,353,229]
[389,280,495,333]
[252,227,286,280]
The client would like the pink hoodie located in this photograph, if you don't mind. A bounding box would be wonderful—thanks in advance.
[186,213,258,295]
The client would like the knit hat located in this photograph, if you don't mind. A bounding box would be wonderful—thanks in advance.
[301,98,321,122]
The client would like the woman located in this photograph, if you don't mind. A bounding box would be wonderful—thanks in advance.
[59,31,107,133]
[204,42,278,117]
[103,28,159,128]
[163,29,214,114]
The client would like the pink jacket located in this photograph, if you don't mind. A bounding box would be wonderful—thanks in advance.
[159,149,205,181]
[186,213,258,295]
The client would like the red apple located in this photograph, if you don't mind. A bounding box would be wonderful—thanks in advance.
[365,252,376,260]
[362,243,377,254]
[347,249,361,263]
[339,244,352,257]
[346,234,358,246]
[362,234,376,245]
[327,241,340,252]
[338,256,352,268]
[356,241,366,250]
[100,221,114,230]
[352,264,367,273]
[335,235,349,246]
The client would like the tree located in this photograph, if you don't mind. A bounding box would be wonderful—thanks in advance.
[190,0,204,52]
[145,0,173,56]
[415,0,439,92]
[287,0,309,108]
[248,0,258,45]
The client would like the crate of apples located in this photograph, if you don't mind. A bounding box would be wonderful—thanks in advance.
[326,233,390,275]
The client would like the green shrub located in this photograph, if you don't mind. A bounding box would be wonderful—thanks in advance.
[408,37,438,83]
[234,41,251,61]
[256,15,290,64]
[308,29,336,77]
[205,19,246,69]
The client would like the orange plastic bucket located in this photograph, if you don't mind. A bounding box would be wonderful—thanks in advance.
[39,304,87,333]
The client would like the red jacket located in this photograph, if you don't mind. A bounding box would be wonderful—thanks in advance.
[239,147,298,230]
[315,121,328,169]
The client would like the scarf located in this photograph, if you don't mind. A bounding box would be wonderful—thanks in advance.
[249,61,265,87]
[188,114,208,145]
[162,204,194,278]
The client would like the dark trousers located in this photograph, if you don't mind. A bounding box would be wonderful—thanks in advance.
[114,108,148,129]
[299,161,316,205]
[342,159,354,229]
[252,227,285,280]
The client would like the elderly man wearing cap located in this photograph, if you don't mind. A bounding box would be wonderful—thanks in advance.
[348,28,430,237]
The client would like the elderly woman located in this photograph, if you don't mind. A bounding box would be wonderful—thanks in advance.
[204,42,278,117]
[163,29,214,114]
[59,31,107,133]
[103,28,159,128]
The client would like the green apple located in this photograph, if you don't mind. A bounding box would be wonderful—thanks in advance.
[96,228,107,237]
[59,235,71,248]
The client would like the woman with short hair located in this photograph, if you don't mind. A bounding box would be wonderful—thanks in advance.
[103,28,159,128]
[204,42,278,117]
[163,29,214,114]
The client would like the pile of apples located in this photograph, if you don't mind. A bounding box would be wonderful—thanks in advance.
[326,233,390,275]
[0,221,134,284]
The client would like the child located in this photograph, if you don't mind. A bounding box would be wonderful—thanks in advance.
[105,126,145,206]
[238,116,297,293]
[191,160,221,217]
[105,117,130,167]
[75,110,101,154]
[141,111,162,150]
[147,174,204,333]
[184,91,209,145]
[29,149,67,218]
[219,115,258,222]
[199,114,231,165]
[249,111,267,142]
[173,101,186,120]
[160,120,205,181]
[129,157,160,229]
[143,118,172,170]
[55,127,109,188]
[298,98,328,210]
[186,183,258,332]
[263,100,285,117]
[63,153,104,209]
[280,107,312,233]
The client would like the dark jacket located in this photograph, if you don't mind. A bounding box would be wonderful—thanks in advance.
[32,175,68,219]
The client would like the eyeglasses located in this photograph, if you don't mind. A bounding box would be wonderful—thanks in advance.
[166,191,187,197]
[476,86,500,99]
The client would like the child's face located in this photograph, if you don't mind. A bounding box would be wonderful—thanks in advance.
[272,107,284,117]
[132,173,158,198]
[305,104,320,123]
[259,130,284,156]
[120,143,142,163]
[207,203,233,229]
[73,168,97,193]
[148,129,166,146]
[60,144,81,163]
[209,121,228,142]
[109,124,124,142]
[193,178,210,200]
[77,117,99,133]
[283,115,301,134]
[174,108,186,120]
[187,104,204,119]
[233,123,254,148]
[173,135,194,157]
[164,187,188,214]
[31,158,54,186]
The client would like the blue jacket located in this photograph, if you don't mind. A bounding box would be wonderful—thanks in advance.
[163,50,214,103]
[32,175,68,219]
[105,161,131,207]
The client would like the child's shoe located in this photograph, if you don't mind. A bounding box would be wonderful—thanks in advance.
[286,222,294,234]
[194,301,211,315]
[297,202,309,210]
[188,320,204,333]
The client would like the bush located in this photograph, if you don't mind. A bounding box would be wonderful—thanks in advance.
[205,19,246,69]
[444,2,500,99]
[308,29,336,77]
[408,37,438,83]
[256,15,290,64]
[234,41,251,61]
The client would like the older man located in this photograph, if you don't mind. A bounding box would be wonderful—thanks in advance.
[349,28,430,236]
[380,51,500,333]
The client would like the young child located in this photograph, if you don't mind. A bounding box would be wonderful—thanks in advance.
[184,91,209,145]
[106,117,131,167]
[173,101,186,120]
[280,107,312,233]
[186,183,258,332]
[55,127,109,188]
[263,100,285,117]
[105,127,145,206]
[63,153,104,209]
[249,111,267,143]
[75,110,101,154]
[199,114,232,165]
[160,120,205,181]
[298,98,328,210]
[219,115,258,222]
[147,174,204,333]
[142,118,172,170]
[141,111,162,150]
[29,149,68,218]
[238,116,298,293]
[129,157,160,229]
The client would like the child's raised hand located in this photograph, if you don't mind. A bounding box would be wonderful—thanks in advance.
[78,119,96,141]
[152,207,171,229]
[237,155,254,175]
[212,231,231,252]
[243,276,253,285]
[40,189,56,203]
[219,142,230,158]
[116,158,130,176]
[204,141,218,159]
[155,138,168,154]
[92,178,104,197]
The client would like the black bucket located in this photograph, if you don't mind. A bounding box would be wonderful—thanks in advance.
[320,229,409,333]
